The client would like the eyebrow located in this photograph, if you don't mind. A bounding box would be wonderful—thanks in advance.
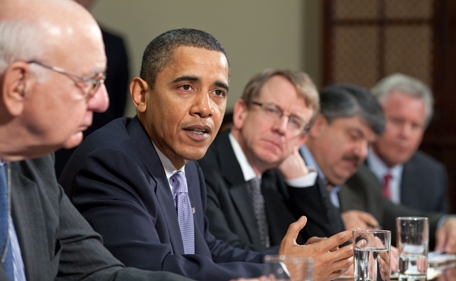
[172,75,229,92]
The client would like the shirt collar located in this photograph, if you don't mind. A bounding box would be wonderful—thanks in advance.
[152,141,185,180]
[367,147,403,180]
[228,133,258,182]
[300,144,325,180]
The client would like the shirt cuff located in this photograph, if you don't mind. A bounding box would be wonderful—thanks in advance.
[286,168,318,188]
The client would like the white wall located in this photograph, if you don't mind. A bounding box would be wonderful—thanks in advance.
[90,0,321,116]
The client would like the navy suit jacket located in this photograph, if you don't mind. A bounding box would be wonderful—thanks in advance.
[59,117,265,281]
[397,151,448,213]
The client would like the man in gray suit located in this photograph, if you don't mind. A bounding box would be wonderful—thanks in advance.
[368,73,449,213]
[0,0,192,280]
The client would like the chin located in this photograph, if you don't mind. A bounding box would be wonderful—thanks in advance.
[61,133,84,149]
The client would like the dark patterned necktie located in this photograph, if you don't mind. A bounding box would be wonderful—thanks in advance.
[0,165,13,280]
[247,177,270,247]
[170,171,195,254]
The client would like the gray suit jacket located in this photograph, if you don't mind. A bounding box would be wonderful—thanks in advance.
[340,165,444,249]
[3,155,192,281]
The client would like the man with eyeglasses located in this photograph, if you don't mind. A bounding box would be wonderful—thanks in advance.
[0,0,194,280]
[198,69,348,269]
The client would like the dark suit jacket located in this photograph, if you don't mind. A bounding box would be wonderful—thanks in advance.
[391,151,447,213]
[340,165,445,249]
[198,132,345,252]
[59,117,265,281]
[4,154,191,281]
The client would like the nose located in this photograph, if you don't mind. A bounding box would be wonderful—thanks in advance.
[87,84,109,113]
[191,92,214,118]
[354,140,369,162]
[272,115,288,135]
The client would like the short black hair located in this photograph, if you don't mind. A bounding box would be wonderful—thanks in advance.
[139,28,228,89]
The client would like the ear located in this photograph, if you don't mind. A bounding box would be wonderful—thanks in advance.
[130,77,149,113]
[1,61,31,116]
[308,114,327,138]
[232,99,248,131]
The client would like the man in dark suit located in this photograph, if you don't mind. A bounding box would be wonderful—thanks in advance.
[198,69,345,253]
[0,0,191,280]
[60,29,354,281]
[298,84,456,253]
[367,73,449,213]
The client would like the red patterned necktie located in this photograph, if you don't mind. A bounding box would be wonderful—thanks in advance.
[382,173,392,199]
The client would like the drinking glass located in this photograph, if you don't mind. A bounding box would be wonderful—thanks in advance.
[396,217,428,281]
[353,229,391,281]
[264,255,313,281]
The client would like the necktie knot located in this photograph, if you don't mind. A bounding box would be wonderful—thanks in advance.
[171,171,188,194]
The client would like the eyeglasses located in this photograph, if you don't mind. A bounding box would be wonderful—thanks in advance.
[251,101,311,134]
[26,60,106,99]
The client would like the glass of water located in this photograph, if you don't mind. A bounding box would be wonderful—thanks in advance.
[353,229,391,281]
[264,255,313,281]
[396,217,428,281]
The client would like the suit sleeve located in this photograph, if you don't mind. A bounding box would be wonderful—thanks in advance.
[61,147,264,281]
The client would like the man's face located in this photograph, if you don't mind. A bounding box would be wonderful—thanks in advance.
[22,9,108,154]
[372,91,426,167]
[141,46,229,168]
[309,115,377,185]
[233,75,312,173]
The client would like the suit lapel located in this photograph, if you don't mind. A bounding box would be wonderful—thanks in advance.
[216,133,261,244]
[10,162,50,279]
[127,117,185,255]
[400,160,419,207]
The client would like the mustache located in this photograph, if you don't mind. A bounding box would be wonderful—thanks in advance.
[342,154,362,166]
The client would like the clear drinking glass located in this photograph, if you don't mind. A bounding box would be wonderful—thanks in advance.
[264,255,313,281]
[396,217,429,281]
[353,229,391,281]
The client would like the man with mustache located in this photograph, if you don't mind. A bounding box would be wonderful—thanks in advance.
[294,84,456,252]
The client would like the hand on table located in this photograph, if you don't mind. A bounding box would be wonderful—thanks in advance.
[436,217,456,254]
[341,210,380,230]
[279,216,353,281]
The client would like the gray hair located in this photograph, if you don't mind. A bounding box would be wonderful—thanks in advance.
[140,28,228,90]
[371,73,433,127]
[320,83,385,136]
[0,20,47,78]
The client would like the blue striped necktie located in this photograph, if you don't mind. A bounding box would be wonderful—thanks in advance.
[0,165,13,280]
[170,171,194,254]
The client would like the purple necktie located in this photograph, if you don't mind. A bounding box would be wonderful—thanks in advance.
[170,171,195,254]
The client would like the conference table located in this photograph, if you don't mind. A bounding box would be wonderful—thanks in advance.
[334,258,456,281]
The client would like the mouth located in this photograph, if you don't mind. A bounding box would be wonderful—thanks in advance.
[183,125,212,141]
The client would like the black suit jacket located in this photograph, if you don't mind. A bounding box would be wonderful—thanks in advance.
[397,151,448,213]
[3,155,192,281]
[198,132,344,252]
[59,117,265,281]
[340,165,445,249]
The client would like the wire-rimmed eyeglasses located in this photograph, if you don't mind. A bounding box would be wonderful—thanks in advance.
[26,60,106,99]
[251,101,311,134]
